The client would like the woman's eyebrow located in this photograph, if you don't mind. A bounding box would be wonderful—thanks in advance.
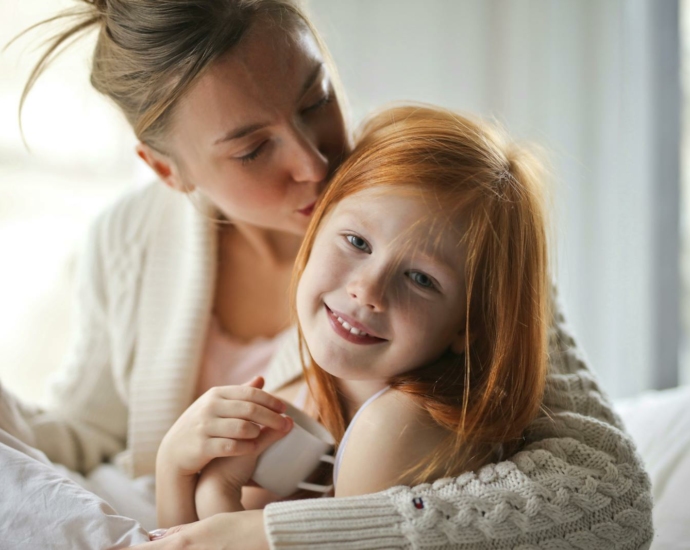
[297,62,325,102]
[213,62,325,146]
[214,122,268,145]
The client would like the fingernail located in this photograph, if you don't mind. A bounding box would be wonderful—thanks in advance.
[149,528,168,540]
[283,417,293,431]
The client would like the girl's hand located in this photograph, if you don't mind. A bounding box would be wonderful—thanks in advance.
[158,376,290,477]
[195,423,291,518]
[131,510,269,550]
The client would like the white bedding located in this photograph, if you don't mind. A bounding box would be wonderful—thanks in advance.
[615,385,690,550]
[0,427,150,550]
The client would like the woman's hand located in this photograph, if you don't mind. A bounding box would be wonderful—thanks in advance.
[158,376,290,477]
[131,510,269,550]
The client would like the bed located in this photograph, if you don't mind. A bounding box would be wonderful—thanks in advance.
[0,381,687,549]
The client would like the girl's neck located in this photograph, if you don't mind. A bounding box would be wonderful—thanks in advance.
[222,221,302,266]
[336,378,390,421]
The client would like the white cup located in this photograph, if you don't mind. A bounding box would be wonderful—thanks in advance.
[252,401,335,497]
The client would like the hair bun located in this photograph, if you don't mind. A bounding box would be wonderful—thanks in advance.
[85,0,108,15]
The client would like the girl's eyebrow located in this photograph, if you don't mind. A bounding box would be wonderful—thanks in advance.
[335,209,373,233]
[213,63,325,146]
[414,250,461,282]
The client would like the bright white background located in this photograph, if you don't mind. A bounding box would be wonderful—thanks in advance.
[0,0,684,404]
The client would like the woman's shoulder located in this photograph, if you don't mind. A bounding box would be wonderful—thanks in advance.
[89,181,200,254]
[88,182,171,249]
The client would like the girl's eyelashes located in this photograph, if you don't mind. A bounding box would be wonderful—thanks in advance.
[237,141,267,165]
[407,271,437,291]
[345,234,371,253]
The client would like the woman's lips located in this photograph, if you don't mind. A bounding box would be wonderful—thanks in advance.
[325,305,386,345]
[297,201,316,216]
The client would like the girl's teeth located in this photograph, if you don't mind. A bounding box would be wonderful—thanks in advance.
[331,310,370,337]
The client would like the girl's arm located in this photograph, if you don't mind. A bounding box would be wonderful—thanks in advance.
[155,455,199,527]
[334,390,448,498]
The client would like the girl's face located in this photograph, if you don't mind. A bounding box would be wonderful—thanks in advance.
[164,18,348,235]
[296,187,469,383]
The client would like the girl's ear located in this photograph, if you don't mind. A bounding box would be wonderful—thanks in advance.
[135,143,194,193]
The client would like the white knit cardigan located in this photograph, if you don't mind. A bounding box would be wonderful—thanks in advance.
[19,183,653,549]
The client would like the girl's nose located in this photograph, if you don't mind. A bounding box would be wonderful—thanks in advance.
[346,270,386,312]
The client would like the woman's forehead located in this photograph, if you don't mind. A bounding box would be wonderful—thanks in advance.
[170,19,325,146]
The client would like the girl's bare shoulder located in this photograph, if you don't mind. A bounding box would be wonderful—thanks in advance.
[335,389,450,497]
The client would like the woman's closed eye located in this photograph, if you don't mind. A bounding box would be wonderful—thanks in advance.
[345,234,371,253]
[301,92,332,115]
[237,141,268,165]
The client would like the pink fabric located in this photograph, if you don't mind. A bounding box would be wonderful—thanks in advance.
[196,317,288,397]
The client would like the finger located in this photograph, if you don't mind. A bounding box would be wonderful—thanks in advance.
[254,419,293,455]
[213,400,290,432]
[244,375,264,389]
[205,436,258,458]
[206,417,261,440]
[212,385,286,414]
[130,525,182,548]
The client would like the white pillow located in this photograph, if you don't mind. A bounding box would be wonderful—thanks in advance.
[0,427,149,550]
[615,385,690,550]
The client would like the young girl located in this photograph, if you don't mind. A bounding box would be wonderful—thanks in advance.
[157,103,550,524]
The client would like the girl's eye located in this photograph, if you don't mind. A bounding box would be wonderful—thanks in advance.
[301,93,332,115]
[408,271,435,290]
[238,142,267,165]
[346,235,370,252]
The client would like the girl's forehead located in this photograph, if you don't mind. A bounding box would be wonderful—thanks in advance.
[333,186,455,222]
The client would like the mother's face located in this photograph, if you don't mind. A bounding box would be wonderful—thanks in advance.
[158,18,348,235]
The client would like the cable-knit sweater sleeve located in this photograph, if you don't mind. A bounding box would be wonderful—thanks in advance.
[263,299,654,549]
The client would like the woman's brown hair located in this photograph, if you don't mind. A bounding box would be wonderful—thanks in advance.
[14,0,347,151]
[292,104,552,485]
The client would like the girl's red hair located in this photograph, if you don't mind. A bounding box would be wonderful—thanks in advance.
[292,104,551,484]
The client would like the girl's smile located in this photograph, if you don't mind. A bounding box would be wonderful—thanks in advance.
[324,304,387,344]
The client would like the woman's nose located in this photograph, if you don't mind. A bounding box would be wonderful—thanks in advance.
[289,129,329,184]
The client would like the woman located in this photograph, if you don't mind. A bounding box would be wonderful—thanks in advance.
[9,0,652,548]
